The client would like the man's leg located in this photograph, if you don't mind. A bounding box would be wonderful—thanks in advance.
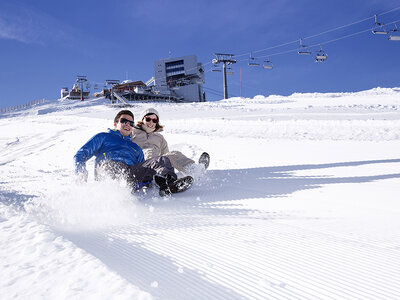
[165,151,195,173]
[129,156,177,183]
[96,160,137,189]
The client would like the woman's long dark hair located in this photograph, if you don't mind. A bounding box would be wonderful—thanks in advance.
[137,114,164,132]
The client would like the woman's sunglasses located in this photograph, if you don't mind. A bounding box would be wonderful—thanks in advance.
[119,118,134,127]
[145,117,158,124]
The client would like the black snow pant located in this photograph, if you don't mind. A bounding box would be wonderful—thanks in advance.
[96,156,177,190]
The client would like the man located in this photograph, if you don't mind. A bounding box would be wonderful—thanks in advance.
[74,109,193,196]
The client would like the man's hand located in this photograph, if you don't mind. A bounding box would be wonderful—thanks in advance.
[144,148,154,158]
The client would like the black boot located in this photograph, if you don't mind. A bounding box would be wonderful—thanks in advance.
[198,152,210,169]
[154,174,194,196]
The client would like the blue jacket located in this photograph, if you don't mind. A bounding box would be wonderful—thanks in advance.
[74,129,144,174]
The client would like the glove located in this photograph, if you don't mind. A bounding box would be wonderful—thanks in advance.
[144,148,155,159]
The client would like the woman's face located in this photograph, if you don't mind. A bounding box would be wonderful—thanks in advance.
[143,114,158,129]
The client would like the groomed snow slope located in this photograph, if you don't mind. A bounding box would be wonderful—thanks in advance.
[1,87,400,299]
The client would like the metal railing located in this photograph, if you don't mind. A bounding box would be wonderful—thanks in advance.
[0,99,46,113]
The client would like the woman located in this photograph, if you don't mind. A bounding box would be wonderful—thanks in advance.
[131,108,209,174]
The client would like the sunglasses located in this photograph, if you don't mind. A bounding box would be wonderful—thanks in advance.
[119,118,134,127]
[145,117,158,124]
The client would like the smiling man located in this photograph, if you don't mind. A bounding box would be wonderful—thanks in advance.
[74,110,193,196]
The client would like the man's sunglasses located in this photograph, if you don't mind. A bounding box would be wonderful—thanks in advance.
[120,118,134,127]
[145,117,158,124]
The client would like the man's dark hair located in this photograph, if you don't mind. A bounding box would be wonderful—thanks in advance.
[114,110,134,124]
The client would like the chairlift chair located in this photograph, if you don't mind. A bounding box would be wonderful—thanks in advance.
[372,15,389,34]
[298,38,311,55]
[248,52,260,66]
[211,64,222,72]
[315,45,328,62]
[389,23,400,41]
[262,58,273,69]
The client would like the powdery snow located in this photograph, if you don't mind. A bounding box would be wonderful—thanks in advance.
[1,87,400,299]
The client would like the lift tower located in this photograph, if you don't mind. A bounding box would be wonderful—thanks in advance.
[212,53,236,99]
[106,80,120,103]
[76,75,88,101]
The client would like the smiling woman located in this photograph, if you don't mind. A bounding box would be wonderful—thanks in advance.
[131,107,210,175]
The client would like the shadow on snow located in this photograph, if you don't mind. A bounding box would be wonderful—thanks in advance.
[58,158,400,299]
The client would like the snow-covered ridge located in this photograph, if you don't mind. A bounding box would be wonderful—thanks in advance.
[288,87,400,98]
[2,86,400,119]
[220,87,400,105]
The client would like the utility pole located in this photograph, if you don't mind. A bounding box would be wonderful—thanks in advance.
[76,75,87,101]
[212,53,236,99]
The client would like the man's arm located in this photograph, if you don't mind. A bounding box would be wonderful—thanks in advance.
[74,133,104,177]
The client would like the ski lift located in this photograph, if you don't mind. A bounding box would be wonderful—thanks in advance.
[372,15,389,34]
[248,52,260,66]
[389,23,400,41]
[262,58,273,69]
[211,64,222,72]
[315,45,328,62]
[298,38,311,55]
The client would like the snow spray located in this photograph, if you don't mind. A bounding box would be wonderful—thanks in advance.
[24,178,143,230]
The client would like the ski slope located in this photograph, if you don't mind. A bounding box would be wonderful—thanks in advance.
[1,88,400,299]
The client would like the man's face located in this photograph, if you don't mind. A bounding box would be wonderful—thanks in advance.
[115,114,134,136]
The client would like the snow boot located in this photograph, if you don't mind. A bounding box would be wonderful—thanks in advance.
[154,174,194,197]
[198,152,210,170]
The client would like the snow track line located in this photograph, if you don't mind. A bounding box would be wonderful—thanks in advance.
[117,231,326,298]
[264,221,400,282]
[273,220,400,266]
[213,220,400,298]
[156,210,400,283]
[111,231,299,300]
[281,220,400,253]
[107,231,258,299]
[123,215,400,299]
[65,231,244,300]
[80,195,397,297]
[131,234,318,300]
[137,229,387,300]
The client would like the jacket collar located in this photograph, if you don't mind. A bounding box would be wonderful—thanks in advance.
[108,128,132,140]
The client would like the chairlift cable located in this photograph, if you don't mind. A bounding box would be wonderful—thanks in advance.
[304,16,372,41]
[316,18,400,46]
[233,6,400,60]
[233,17,400,63]
[377,6,400,17]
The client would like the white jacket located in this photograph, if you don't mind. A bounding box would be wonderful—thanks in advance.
[131,125,194,172]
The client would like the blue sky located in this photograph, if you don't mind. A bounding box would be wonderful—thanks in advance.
[0,0,399,108]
